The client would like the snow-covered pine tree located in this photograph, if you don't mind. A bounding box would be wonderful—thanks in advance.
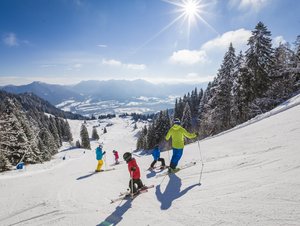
[92,127,100,140]
[0,98,32,165]
[49,116,61,147]
[80,124,91,149]
[231,51,247,126]
[292,35,300,90]
[245,21,274,99]
[146,123,156,149]
[266,43,295,103]
[174,98,180,119]
[0,148,11,171]
[200,44,236,135]
[39,127,58,160]
[181,102,192,132]
[63,119,73,142]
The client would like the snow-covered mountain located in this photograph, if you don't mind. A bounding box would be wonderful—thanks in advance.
[0,94,299,225]
[1,80,207,115]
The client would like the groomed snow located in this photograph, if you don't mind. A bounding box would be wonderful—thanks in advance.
[0,94,300,226]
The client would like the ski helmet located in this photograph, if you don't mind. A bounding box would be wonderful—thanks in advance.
[174,118,181,125]
[123,152,132,162]
[99,143,103,148]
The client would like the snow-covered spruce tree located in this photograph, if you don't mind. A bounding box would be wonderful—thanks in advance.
[174,98,179,119]
[245,22,274,111]
[231,51,248,126]
[213,43,236,133]
[62,119,73,142]
[0,98,32,165]
[266,43,295,103]
[39,127,58,160]
[136,125,148,150]
[154,110,171,146]
[0,149,11,172]
[292,35,300,90]
[49,116,61,147]
[146,123,156,149]
[181,102,192,132]
[92,127,100,140]
[80,124,91,149]
[190,88,198,118]
[198,82,214,137]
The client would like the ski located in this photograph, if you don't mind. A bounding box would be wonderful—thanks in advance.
[110,185,154,204]
[146,165,168,171]
[93,168,115,173]
[155,161,196,178]
[119,184,154,196]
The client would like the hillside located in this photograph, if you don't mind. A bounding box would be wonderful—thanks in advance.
[0,90,87,120]
[0,94,299,225]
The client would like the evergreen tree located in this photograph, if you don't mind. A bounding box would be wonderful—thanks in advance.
[146,123,156,149]
[181,102,192,131]
[92,127,100,140]
[245,21,274,99]
[75,140,81,148]
[80,124,91,149]
[0,98,31,165]
[0,149,11,172]
[39,127,58,159]
[103,127,107,134]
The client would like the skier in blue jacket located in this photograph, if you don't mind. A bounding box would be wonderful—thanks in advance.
[95,144,106,172]
[149,145,165,170]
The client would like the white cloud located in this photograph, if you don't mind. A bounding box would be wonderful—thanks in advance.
[169,49,207,65]
[102,58,146,70]
[202,28,251,52]
[126,64,146,70]
[97,44,107,48]
[3,33,19,47]
[102,58,122,66]
[273,36,287,47]
[229,0,271,12]
[169,29,251,66]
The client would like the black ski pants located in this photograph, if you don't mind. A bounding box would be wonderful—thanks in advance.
[129,178,144,193]
[150,158,165,168]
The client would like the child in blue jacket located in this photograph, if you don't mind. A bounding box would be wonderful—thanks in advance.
[149,145,165,170]
[95,144,106,172]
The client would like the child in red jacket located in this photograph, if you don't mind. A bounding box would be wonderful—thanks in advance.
[113,150,119,165]
[123,152,144,194]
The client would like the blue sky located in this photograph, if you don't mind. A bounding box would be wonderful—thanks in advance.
[0,0,299,85]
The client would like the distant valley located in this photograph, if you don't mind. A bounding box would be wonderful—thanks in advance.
[1,79,207,116]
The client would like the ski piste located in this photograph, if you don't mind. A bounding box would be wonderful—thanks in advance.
[155,161,196,178]
[110,185,154,204]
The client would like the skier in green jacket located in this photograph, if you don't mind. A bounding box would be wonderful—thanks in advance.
[165,118,197,173]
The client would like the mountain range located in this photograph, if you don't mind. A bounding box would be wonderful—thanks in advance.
[1,80,207,116]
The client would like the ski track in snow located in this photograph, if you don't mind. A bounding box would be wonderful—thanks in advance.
[0,95,300,225]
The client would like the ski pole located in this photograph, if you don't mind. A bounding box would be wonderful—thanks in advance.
[130,170,134,198]
[104,151,107,171]
[197,137,204,185]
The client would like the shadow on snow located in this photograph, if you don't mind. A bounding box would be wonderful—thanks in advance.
[156,173,199,210]
[76,172,96,180]
[97,198,132,226]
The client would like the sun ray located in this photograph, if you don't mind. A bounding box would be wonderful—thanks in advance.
[130,0,218,56]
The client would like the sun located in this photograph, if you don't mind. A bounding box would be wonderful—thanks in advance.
[181,0,202,23]
[162,0,218,37]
